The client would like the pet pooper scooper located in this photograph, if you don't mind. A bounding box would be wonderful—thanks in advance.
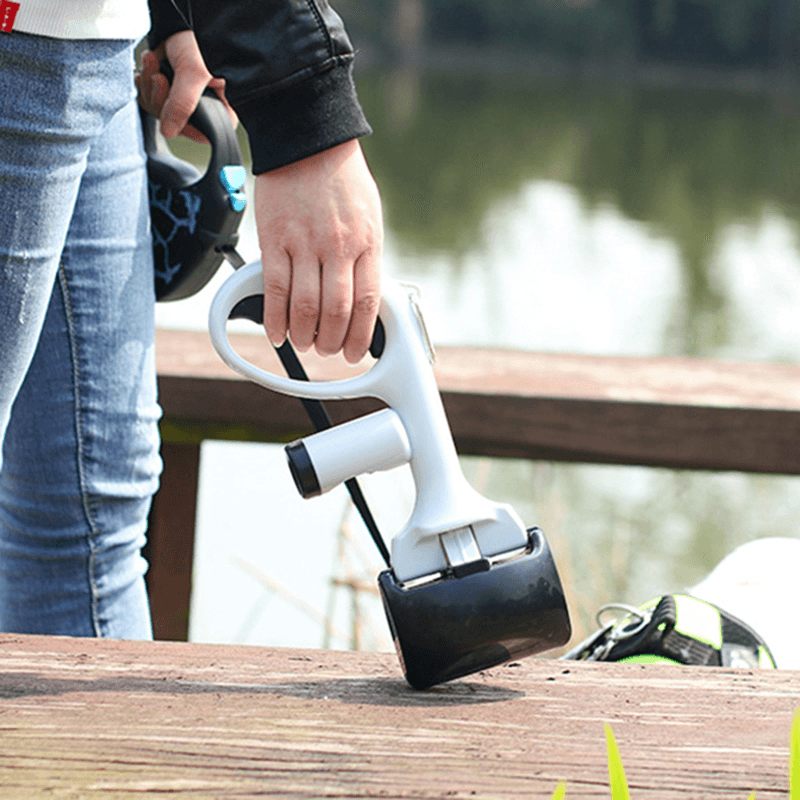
[208,261,571,689]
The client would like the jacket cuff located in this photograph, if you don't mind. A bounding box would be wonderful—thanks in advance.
[237,63,372,174]
[147,0,191,51]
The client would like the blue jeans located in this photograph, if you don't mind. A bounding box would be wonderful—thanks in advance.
[0,33,160,638]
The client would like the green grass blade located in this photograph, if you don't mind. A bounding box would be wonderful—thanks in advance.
[605,724,631,800]
[551,781,567,800]
[747,793,756,800]
[790,709,800,799]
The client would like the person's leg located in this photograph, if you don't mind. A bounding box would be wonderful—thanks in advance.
[0,33,160,637]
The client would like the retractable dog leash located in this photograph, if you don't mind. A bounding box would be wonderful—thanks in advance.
[148,94,572,689]
[143,93,247,300]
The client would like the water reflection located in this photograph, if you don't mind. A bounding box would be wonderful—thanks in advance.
[358,70,800,360]
[361,71,800,262]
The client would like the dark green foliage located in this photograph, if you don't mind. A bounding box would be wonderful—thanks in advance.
[340,0,800,72]
[425,0,636,57]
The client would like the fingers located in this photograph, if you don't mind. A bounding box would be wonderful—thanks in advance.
[254,140,384,363]
[160,32,213,139]
[261,245,291,348]
[136,32,238,144]
[262,246,329,355]
[135,50,169,118]
[260,249,382,364]
[289,255,326,354]
[261,254,357,356]
[343,251,382,364]
[314,257,352,356]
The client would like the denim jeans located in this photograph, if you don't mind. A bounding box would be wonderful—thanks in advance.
[0,32,160,638]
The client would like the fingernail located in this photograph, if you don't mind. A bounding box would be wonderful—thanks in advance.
[344,348,366,365]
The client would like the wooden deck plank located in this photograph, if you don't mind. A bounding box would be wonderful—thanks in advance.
[0,634,797,798]
[155,329,800,409]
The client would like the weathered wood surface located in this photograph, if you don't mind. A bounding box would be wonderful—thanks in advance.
[155,328,800,474]
[0,634,797,798]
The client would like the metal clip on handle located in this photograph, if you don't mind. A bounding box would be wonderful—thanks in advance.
[208,261,530,584]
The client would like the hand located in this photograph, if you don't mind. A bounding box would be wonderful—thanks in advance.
[135,30,237,142]
[255,138,383,364]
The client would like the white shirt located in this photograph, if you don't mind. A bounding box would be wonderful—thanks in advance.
[7,0,150,39]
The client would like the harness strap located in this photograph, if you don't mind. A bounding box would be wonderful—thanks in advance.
[563,594,776,668]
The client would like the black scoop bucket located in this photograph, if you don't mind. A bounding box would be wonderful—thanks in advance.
[379,528,570,689]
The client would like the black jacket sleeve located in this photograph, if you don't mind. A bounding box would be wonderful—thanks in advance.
[147,0,372,174]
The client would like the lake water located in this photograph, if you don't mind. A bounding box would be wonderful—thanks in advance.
[155,69,800,654]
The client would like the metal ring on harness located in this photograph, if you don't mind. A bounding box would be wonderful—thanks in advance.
[596,603,650,638]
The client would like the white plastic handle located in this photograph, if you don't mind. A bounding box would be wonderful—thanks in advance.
[209,260,410,407]
[208,261,528,582]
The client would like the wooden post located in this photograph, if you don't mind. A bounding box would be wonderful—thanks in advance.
[144,440,201,641]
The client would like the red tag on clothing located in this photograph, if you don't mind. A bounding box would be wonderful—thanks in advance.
[0,0,20,32]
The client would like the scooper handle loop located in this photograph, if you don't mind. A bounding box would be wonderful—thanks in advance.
[208,261,530,582]
[209,261,416,403]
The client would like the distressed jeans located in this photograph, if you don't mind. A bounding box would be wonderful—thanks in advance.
[0,32,160,637]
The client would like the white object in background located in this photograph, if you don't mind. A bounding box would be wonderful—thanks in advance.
[688,537,800,670]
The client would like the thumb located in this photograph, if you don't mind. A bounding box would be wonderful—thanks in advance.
[160,31,213,138]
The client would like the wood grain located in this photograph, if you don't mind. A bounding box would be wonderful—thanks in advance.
[0,634,797,798]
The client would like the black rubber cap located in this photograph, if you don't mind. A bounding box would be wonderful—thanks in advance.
[285,441,322,498]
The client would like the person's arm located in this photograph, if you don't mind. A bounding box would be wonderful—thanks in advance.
[142,1,382,363]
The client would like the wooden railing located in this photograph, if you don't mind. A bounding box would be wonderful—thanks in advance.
[148,327,800,640]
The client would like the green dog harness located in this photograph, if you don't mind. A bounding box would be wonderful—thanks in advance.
[564,594,776,668]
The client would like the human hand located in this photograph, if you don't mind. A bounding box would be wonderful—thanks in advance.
[135,30,237,142]
[255,138,383,364]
